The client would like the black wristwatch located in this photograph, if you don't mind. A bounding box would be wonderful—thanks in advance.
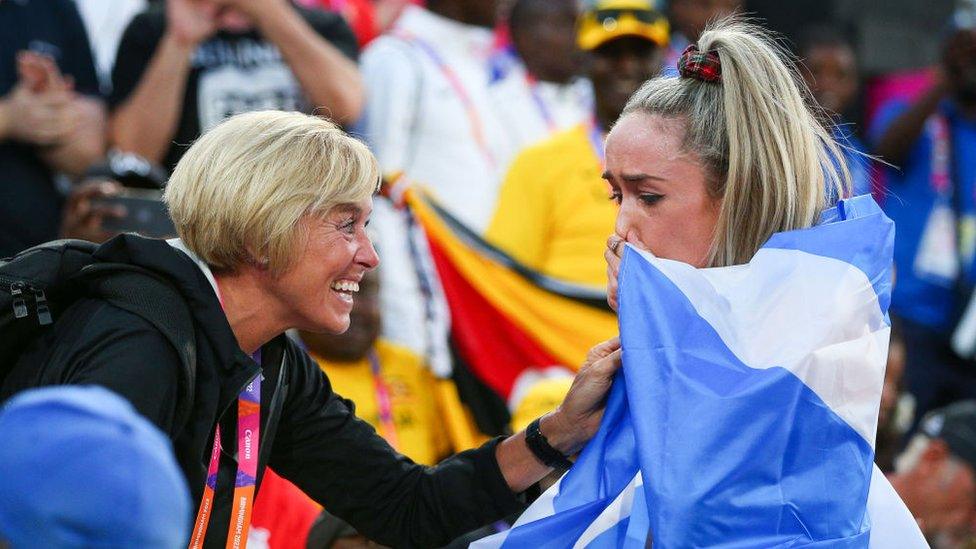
[525,417,573,471]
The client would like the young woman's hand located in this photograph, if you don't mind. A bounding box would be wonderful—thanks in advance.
[605,235,624,312]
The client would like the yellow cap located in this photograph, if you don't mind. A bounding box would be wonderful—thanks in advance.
[510,377,574,433]
[577,0,670,51]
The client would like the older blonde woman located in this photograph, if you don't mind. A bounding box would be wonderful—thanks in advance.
[0,111,621,548]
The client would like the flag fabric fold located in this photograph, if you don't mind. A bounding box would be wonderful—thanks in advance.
[473,195,927,548]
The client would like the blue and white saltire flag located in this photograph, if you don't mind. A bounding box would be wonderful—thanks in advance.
[473,196,927,548]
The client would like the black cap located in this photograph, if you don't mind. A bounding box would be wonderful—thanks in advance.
[920,400,976,471]
[83,152,169,190]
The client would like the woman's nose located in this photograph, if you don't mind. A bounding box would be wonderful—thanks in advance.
[615,201,635,241]
[358,235,380,270]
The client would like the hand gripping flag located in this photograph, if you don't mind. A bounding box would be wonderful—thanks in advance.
[473,196,927,548]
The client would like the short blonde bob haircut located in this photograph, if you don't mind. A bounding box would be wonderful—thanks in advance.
[164,110,380,276]
[623,18,852,267]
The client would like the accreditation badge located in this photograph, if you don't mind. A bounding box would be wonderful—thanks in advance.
[914,202,959,285]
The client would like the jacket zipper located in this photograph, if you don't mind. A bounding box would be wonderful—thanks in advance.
[1,275,51,326]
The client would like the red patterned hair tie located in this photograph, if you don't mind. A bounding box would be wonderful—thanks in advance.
[678,44,722,83]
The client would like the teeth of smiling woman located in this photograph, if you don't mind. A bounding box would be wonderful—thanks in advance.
[330,281,360,293]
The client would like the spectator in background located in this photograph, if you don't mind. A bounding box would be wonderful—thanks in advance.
[798,25,872,197]
[0,0,106,258]
[490,0,592,163]
[59,175,126,244]
[75,0,147,93]
[305,510,385,549]
[876,320,909,473]
[362,0,503,389]
[59,152,170,243]
[0,385,190,549]
[663,0,740,76]
[889,401,976,547]
[487,0,668,286]
[361,0,506,231]
[109,0,362,173]
[249,469,323,549]
[297,0,416,48]
[871,22,976,428]
[300,268,474,466]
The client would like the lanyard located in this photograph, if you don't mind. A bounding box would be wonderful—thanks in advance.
[588,115,606,168]
[189,368,262,549]
[392,30,498,170]
[367,349,400,450]
[526,75,557,133]
[188,288,262,549]
[930,114,952,197]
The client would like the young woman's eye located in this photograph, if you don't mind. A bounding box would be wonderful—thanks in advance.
[639,193,663,206]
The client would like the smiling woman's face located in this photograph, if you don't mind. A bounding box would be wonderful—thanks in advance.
[605,111,721,267]
[267,198,379,335]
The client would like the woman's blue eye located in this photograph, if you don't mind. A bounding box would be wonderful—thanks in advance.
[639,194,663,206]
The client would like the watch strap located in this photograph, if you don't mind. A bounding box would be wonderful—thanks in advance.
[525,417,573,471]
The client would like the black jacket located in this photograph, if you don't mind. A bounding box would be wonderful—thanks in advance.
[0,235,524,548]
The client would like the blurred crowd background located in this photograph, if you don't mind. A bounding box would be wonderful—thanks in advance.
[4,0,976,547]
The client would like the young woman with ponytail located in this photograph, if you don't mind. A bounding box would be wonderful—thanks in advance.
[603,18,855,308]
[535,17,926,547]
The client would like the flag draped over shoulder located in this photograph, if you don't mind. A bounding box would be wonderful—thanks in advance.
[473,196,928,548]
[404,188,618,399]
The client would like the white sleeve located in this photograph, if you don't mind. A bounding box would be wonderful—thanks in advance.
[360,39,424,175]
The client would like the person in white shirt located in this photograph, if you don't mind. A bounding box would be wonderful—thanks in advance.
[74,0,147,93]
[360,0,502,381]
[361,0,505,231]
[490,0,594,169]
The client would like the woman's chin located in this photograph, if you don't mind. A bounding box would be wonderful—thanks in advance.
[324,315,351,335]
[302,309,351,336]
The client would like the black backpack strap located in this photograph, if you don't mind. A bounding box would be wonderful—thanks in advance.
[81,266,197,432]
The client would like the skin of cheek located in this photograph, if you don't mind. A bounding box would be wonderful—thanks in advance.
[607,113,721,267]
[270,212,368,335]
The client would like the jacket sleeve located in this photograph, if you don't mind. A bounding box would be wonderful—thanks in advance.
[268,346,526,548]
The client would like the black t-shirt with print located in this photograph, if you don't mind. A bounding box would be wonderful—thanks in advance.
[0,0,100,258]
[110,6,358,173]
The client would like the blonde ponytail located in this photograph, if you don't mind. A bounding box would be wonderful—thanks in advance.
[622,18,850,267]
